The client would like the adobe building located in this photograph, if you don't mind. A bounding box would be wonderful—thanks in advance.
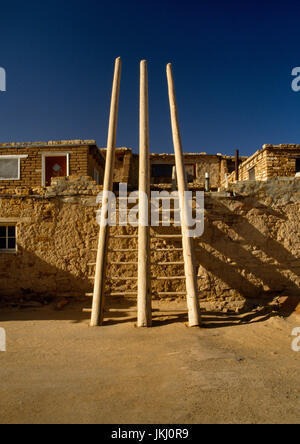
[0,139,299,313]
[0,139,105,188]
[149,152,247,189]
[101,147,247,190]
[223,144,300,185]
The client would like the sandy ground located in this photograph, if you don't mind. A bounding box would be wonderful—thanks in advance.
[0,299,299,424]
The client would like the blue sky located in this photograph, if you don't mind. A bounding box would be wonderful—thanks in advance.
[1,0,300,156]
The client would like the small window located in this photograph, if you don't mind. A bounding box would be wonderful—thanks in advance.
[296,158,300,173]
[0,225,17,252]
[185,164,195,182]
[152,164,173,178]
[248,167,256,181]
[0,158,20,180]
[94,168,100,185]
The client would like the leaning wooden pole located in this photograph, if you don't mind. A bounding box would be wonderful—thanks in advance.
[137,60,152,327]
[90,57,122,327]
[166,63,201,327]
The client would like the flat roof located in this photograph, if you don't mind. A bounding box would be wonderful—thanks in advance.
[0,140,97,149]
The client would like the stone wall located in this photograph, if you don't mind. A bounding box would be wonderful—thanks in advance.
[224,144,300,185]
[0,176,299,312]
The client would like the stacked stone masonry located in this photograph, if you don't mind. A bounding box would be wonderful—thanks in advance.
[0,140,105,188]
[223,144,300,186]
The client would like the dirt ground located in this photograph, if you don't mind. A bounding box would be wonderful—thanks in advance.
[0,299,299,424]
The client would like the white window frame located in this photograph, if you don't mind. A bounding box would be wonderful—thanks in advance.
[41,152,70,187]
[0,155,28,181]
[0,223,17,253]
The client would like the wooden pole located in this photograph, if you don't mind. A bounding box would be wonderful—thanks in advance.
[166,63,201,327]
[235,149,239,181]
[137,60,152,327]
[90,57,122,327]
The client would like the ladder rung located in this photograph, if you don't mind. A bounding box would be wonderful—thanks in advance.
[88,277,95,280]
[152,208,178,212]
[152,234,182,238]
[111,235,138,238]
[104,208,139,212]
[108,248,138,252]
[151,261,184,265]
[108,276,138,280]
[82,308,92,312]
[152,276,186,280]
[156,292,187,295]
[85,293,93,297]
[152,196,179,200]
[150,248,183,251]
[108,292,138,296]
[88,263,96,266]
[110,262,138,265]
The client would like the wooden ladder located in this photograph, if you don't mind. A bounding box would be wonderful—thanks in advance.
[86,59,201,327]
[84,198,199,322]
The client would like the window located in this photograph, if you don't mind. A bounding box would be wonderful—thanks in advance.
[152,164,173,178]
[0,155,28,180]
[94,168,100,185]
[248,167,256,181]
[0,225,16,252]
[296,158,300,173]
[185,164,195,182]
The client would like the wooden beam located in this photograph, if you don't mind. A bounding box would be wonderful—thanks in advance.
[137,60,152,327]
[90,57,122,327]
[166,63,201,327]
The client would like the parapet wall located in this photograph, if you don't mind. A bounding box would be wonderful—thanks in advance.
[223,144,300,185]
[0,176,299,312]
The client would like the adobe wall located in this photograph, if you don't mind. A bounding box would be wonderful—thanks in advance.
[150,153,244,189]
[0,177,299,312]
[101,147,132,185]
[102,149,246,190]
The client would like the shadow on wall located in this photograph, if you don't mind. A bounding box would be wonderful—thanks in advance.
[0,195,299,324]
[194,198,300,317]
[0,248,92,301]
[0,249,137,323]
